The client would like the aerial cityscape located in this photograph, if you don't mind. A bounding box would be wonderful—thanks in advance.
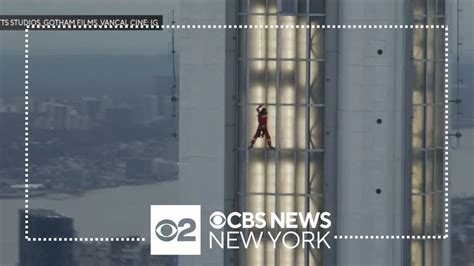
[0,93,178,199]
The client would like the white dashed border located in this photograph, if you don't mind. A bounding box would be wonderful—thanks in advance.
[24,28,29,240]
[24,24,449,242]
[26,24,447,30]
[444,27,450,238]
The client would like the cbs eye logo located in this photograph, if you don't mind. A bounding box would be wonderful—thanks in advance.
[155,218,196,242]
[209,211,226,229]
[150,205,201,255]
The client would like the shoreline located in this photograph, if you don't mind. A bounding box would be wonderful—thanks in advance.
[0,177,178,200]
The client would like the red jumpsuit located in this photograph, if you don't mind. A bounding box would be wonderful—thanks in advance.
[250,105,273,148]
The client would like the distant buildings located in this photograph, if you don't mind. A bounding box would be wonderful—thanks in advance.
[105,107,134,128]
[19,209,74,266]
[126,158,178,180]
[81,97,101,122]
[110,240,142,266]
[136,95,159,124]
[0,93,177,132]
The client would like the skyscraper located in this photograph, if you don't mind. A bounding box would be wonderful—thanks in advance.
[178,0,449,265]
[19,209,74,266]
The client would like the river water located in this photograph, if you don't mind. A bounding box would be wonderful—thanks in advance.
[0,181,179,266]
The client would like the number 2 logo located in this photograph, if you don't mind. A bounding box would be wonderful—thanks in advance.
[155,218,196,242]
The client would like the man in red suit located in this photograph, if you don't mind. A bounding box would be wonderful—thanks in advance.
[249,104,274,149]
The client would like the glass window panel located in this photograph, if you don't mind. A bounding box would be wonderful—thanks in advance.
[309,194,323,215]
[434,61,444,104]
[267,61,278,104]
[265,195,277,225]
[279,150,298,194]
[309,152,324,195]
[279,195,306,217]
[249,150,269,193]
[424,240,433,266]
[434,150,443,192]
[309,18,325,60]
[295,106,307,149]
[425,150,435,193]
[296,61,308,105]
[266,151,277,194]
[433,193,443,233]
[411,240,423,266]
[267,17,278,59]
[426,28,436,61]
[412,106,425,149]
[412,150,424,194]
[279,0,296,14]
[245,242,268,266]
[424,194,433,233]
[413,0,426,18]
[413,29,426,60]
[426,105,435,148]
[279,20,298,60]
[295,151,307,195]
[426,62,435,104]
[413,62,426,104]
[278,194,298,215]
[414,17,426,26]
[310,62,325,105]
[296,21,309,60]
[247,28,267,59]
[279,62,298,104]
[249,0,266,13]
[434,105,444,147]
[245,194,267,215]
[309,248,322,266]
[427,16,437,27]
[249,61,267,104]
[309,107,324,150]
[427,0,436,16]
[433,240,443,263]
[277,239,298,265]
[434,29,445,60]
[412,195,423,234]
[248,16,267,59]
[280,106,298,149]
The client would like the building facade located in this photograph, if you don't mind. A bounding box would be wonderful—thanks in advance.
[178,0,448,265]
[19,209,74,266]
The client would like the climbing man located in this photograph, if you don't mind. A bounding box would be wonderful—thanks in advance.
[249,104,275,149]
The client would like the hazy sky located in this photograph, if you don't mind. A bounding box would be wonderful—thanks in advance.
[0,0,179,55]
